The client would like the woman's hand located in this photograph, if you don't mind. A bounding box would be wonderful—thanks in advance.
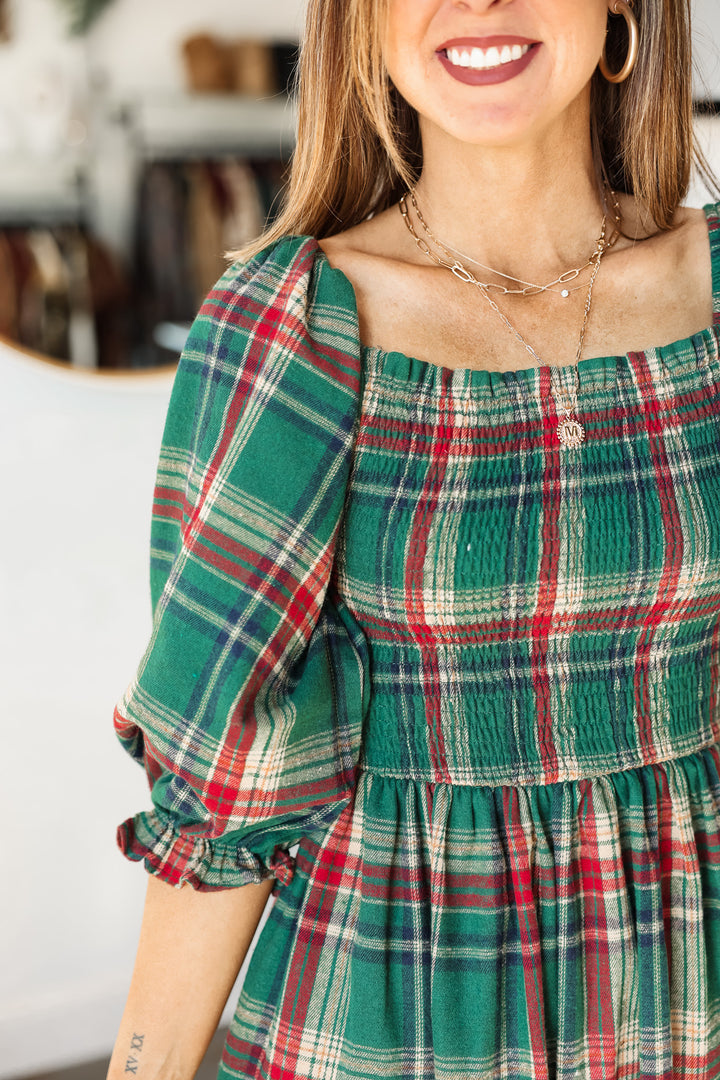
[106,873,275,1080]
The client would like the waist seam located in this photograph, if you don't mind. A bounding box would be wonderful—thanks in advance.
[357,733,720,788]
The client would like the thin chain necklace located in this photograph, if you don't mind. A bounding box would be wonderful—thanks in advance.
[407,187,619,298]
[399,191,610,448]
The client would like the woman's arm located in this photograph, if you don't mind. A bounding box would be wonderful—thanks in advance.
[106,874,275,1080]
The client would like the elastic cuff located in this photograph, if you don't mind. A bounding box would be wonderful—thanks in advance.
[116,810,295,891]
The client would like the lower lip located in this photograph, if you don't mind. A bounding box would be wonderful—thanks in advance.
[437,43,539,86]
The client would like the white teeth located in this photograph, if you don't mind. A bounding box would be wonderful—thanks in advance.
[446,43,531,71]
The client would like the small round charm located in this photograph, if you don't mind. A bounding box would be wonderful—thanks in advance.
[561,289,570,298]
[557,415,585,447]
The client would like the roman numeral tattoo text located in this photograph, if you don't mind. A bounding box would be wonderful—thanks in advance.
[125,1033,145,1074]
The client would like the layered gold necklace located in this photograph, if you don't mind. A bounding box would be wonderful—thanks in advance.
[398,189,620,448]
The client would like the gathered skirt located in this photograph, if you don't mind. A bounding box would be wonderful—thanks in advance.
[218,743,720,1080]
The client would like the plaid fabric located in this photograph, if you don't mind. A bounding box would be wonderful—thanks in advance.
[117,204,720,1078]
[115,238,369,888]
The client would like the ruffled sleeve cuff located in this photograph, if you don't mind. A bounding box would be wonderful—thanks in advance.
[116,810,296,891]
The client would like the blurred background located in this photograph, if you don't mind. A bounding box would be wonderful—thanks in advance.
[1,0,719,1077]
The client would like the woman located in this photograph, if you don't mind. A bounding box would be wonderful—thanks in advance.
[108,0,720,1078]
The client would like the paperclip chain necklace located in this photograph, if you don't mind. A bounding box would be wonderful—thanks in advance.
[398,191,610,448]
[407,187,618,299]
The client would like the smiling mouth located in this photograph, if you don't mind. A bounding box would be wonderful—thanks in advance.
[442,43,534,72]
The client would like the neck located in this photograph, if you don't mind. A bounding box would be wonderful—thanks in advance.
[413,111,606,280]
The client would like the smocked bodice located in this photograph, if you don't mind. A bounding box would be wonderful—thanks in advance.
[335,326,720,786]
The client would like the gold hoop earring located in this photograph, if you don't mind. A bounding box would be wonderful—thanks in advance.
[599,0,639,83]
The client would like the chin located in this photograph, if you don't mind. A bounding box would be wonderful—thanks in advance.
[429,103,544,150]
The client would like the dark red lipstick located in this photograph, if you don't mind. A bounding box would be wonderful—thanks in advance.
[437,36,540,87]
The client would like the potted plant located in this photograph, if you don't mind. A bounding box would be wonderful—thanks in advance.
[55,0,115,34]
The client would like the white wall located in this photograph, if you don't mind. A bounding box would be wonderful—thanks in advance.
[0,0,86,161]
[694,0,720,99]
[0,349,173,1076]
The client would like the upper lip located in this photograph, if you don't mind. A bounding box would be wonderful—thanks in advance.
[437,35,539,51]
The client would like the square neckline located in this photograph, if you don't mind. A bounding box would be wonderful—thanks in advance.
[312,201,720,392]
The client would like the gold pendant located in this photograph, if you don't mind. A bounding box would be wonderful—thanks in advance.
[557,415,585,447]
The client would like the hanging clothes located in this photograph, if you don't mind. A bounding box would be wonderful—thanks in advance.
[132,155,282,367]
[219,160,265,254]
[0,225,129,368]
[0,231,18,340]
[24,230,71,360]
[185,162,226,308]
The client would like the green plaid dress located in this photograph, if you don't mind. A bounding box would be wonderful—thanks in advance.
[116,202,720,1079]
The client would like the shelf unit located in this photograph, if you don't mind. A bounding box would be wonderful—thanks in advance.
[127,93,297,160]
[0,149,87,225]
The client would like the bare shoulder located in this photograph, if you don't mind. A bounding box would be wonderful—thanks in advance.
[317,204,428,345]
[317,203,425,321]
[594,198,713,353]
[667,203,711,260]
[656,203,712,297]
[318,204,416,275]
[610,197,711,291]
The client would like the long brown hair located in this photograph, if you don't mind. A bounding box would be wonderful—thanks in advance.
[237,0,713,261]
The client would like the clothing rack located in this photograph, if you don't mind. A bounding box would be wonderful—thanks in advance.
[130,155,286,368]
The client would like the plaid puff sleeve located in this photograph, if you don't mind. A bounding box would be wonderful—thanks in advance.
[114,237,369,891]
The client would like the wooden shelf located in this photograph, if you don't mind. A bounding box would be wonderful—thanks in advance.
[128,93,297,159]
[0,150,86,223]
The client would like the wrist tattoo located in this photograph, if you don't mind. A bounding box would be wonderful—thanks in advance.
[125,1033,145,1074]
